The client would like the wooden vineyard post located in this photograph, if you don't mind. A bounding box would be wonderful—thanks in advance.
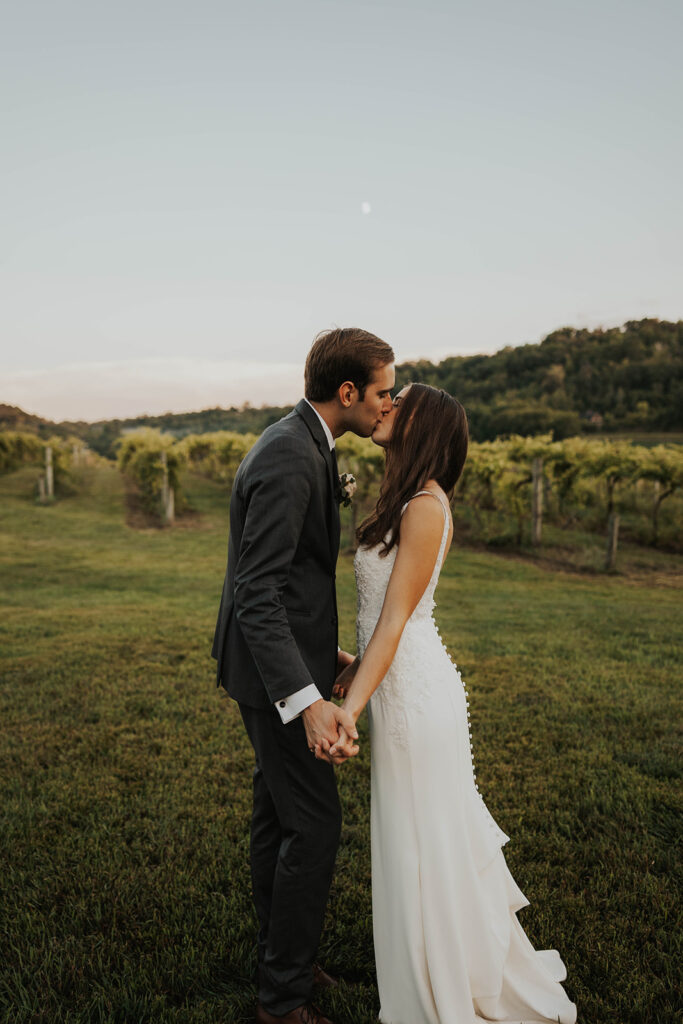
[605,512,619,570]
[164,484,175,524]
[160,451,175,525]
[651,481,660,545]
[531,457,543,546]
[160,450,168,510]
[38,446,54,503]
[45,445,54,499]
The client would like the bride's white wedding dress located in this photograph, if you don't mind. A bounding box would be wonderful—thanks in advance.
[354,490,577,1024]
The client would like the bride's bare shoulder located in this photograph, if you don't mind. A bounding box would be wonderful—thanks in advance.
[421,480,451,509]
[415,480,453,551]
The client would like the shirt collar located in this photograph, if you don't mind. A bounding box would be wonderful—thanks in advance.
[304,398,335,450]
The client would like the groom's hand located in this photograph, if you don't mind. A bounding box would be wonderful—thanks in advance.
[302,699,359,765]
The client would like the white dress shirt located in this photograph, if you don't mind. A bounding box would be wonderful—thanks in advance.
[304,397,335,450]
[275,400,335,724]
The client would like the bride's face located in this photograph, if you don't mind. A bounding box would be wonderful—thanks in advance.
[371,385,411,448]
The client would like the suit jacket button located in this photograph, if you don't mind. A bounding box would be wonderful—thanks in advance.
[279,701,286,708]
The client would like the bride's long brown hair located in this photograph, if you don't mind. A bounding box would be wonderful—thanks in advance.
[357,383,469,556]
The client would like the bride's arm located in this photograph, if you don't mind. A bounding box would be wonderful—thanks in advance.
[330,496,446,744]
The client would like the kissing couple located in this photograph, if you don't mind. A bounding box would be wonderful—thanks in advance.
[212,328,577,1024]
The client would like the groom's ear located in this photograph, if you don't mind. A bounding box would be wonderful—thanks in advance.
[338,381,357,408]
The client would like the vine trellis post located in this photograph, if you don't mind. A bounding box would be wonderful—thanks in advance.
[46,445,54,498]
[160,451,175,525]
[605,513,620,570]
[38,445,54,503]
[531,457,543,546]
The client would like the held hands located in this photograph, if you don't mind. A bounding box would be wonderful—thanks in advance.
[326,721,358,760]
[302,698,359,766]
[302,651,361,765]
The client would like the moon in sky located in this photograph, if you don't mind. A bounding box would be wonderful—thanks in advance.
[361,201,372,215]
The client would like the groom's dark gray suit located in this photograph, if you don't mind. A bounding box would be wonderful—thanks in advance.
[212,399,342,1016]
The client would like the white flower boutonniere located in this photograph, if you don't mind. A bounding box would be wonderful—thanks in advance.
[338,472,357,507]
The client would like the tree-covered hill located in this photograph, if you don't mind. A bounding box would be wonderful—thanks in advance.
[2,318,680,456]
[394,318,682,440]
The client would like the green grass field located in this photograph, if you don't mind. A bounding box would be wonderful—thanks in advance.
[0,463,681,1024]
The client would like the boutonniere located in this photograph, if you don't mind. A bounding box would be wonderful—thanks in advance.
[338,472,357,507]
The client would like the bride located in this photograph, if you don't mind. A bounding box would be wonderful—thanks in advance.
[325,383,577,1024]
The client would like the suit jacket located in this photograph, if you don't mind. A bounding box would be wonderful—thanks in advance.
[211,399,341,709]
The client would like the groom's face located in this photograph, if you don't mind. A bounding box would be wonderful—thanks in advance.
[347,362,395,437]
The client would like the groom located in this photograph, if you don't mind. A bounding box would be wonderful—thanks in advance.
[212,328,395,1024]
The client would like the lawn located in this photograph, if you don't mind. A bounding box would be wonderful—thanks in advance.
[0,463,680,1024]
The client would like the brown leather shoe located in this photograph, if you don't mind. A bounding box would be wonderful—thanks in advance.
[255,1003,335,1024]
[312,962,339,989]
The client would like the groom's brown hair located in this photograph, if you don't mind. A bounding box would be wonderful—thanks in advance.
[305,327,394,402]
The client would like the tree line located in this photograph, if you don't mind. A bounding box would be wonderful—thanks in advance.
[393,318,682,440]
[1,318,680,458]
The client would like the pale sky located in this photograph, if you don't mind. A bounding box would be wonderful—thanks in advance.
[2,0,681,420]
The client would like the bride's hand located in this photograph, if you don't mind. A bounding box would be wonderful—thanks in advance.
[333,657,360,699]
[317,722,360,762]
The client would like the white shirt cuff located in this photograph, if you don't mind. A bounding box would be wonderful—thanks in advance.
[275,684,322,724]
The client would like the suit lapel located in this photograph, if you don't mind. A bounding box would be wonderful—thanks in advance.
[294,400,340,566]
[328,447,341,563]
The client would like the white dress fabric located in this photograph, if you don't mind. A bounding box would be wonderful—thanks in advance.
[354,490,577,1024]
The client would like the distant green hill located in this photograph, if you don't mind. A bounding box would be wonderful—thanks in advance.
[0,403,295,459]
[393,318,682,441]
[2,318,680,456]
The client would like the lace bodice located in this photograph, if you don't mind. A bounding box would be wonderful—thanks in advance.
[354,490,455,744]
[355,490,450,635]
